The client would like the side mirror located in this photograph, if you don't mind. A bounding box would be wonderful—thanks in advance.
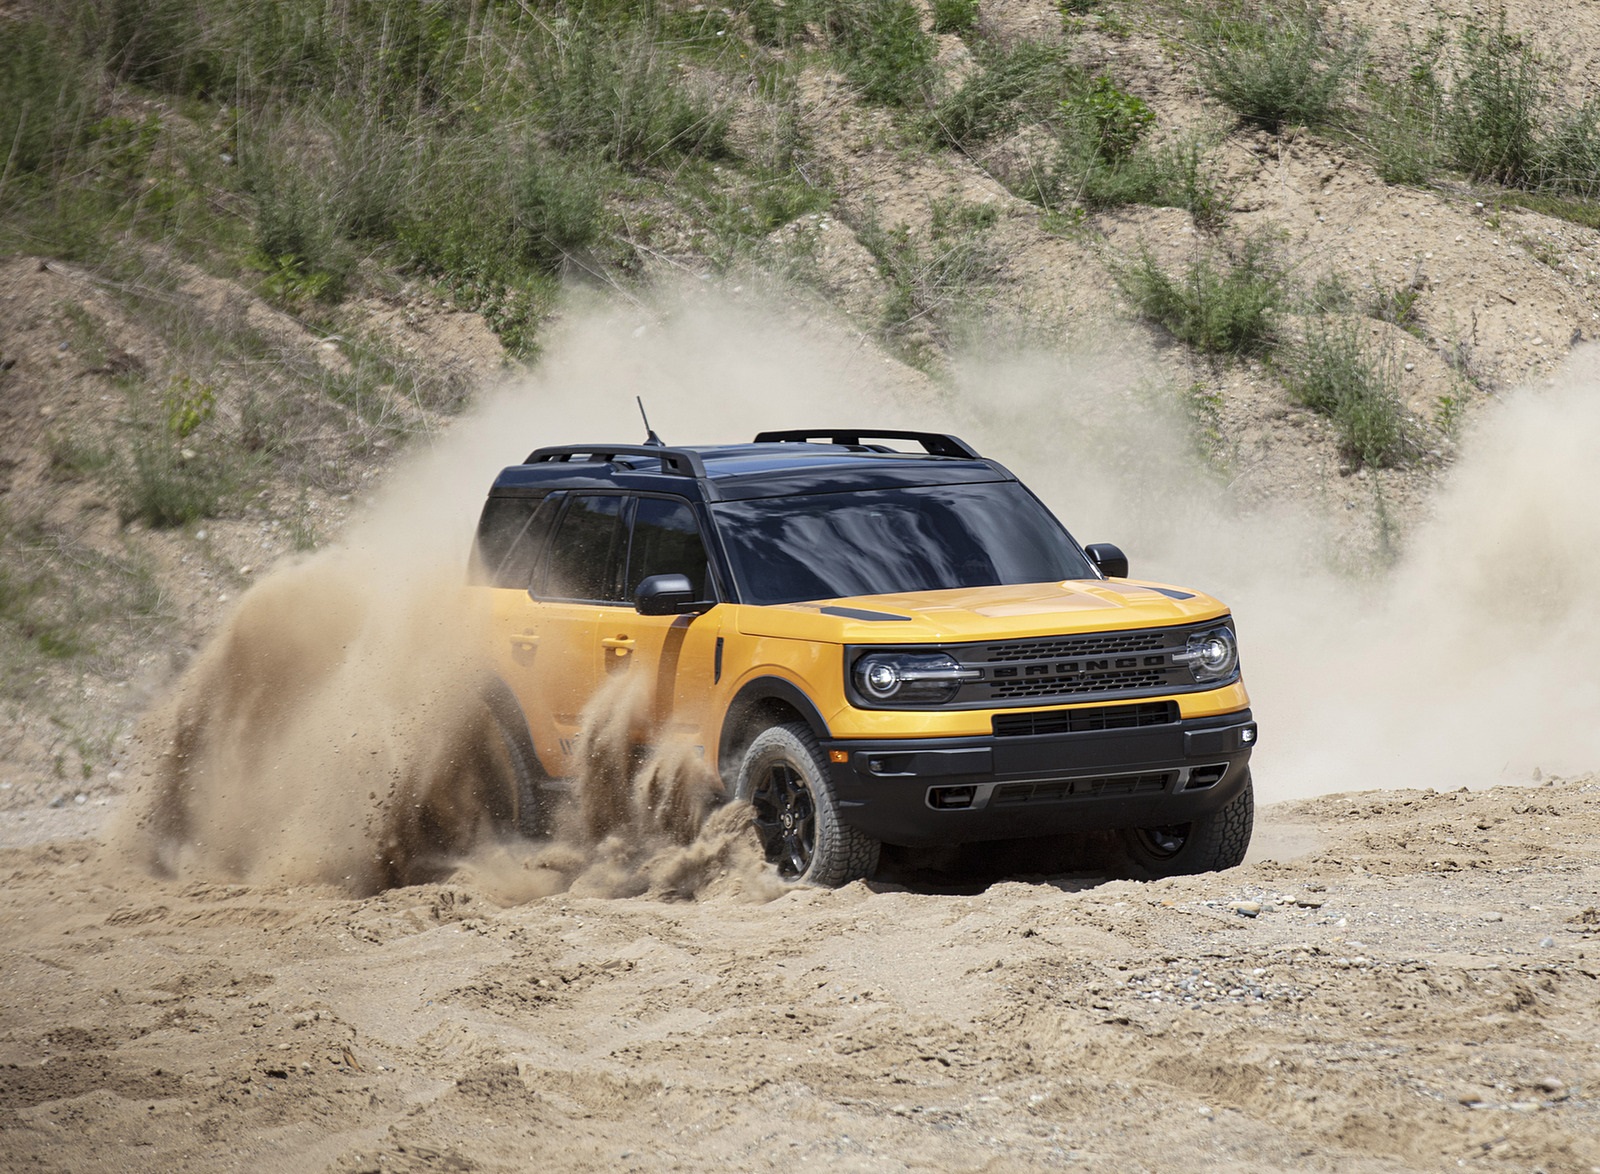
[1085,542,1128,579]
[634,573,712,616]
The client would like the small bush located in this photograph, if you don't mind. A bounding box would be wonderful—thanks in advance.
[531,23,732,167]
[822,0,937,108]
[118,439,233,528]
[929,41,1079,148]
[1442,14,1543,187]
[0,20,96,184]
[1534,98,1600,201]
[250,169,355,303]
[1076,75,1154,162]
[1197,3,1360,132]
[855,198,1002,353]
[1285,318,1413,468]
[932,0,980,35]
[1114,236,1287,354]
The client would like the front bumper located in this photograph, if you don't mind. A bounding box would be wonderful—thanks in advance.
[821,708,1256,846]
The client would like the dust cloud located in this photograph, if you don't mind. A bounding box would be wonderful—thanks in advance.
[943,341,1600,799]
[114,291,1598,894]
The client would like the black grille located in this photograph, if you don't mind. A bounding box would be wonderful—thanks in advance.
[992,701,1180,738]
[989,669,1171,699]
[982,632,1169,662]
[992,772,1175,805]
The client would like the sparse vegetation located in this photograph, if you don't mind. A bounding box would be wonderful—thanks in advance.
[931,0,980,35]
[1196,2,1361,132]
[823,0,938,107]
[1284,317,1415,469]
[929,41,1081,149]
[1113,236,1288,355]
[1358,13,1600,208]
[853,197,1003,363]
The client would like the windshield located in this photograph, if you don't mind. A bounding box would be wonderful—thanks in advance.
[712,482,1097,606]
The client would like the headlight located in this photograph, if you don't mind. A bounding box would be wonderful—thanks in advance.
[1175,626,1239,683]
[852,651,980,706]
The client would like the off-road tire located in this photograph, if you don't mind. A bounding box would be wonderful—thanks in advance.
[481,682,548,838]
[1111,769,1254,880]
[736,722,879,887]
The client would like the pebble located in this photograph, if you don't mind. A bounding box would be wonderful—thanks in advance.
[1539,936,1555,948]
[1485,912,1503,922]
[1536,1077,1565,1094]
[1229,900,1262,917]
[1295,894,1325,908]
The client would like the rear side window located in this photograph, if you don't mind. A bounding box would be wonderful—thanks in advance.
[627,497,711,600]
[537,494,627,601]
[470,494,558,588]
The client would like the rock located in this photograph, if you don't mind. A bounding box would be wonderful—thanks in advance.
[1535,1077,1564,1094]
[1295,894,1325,908]
[1229,900,1262,918]
[1539,936,1555,948]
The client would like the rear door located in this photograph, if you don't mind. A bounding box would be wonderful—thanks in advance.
[501,493,629,773]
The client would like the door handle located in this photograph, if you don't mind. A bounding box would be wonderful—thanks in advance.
[509,632,540,650]
[600,636,636,653]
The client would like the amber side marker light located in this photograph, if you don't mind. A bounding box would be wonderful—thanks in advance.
[829,750,850,764]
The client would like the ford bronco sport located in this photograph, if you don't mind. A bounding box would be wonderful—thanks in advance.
[469,429,1256,885]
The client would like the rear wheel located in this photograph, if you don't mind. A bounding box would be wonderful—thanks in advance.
[1111,769,1254,879]
[480,683,547,838]
[736,722,879,886]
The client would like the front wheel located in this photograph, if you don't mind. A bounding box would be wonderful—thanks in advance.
[1110,769,1254,880]
[735,722,879,887]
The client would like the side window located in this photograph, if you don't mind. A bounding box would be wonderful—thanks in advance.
[627,497,711,601]
[470,494,558,588]
[537,495,627,601]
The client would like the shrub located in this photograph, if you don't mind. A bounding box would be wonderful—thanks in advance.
[1534,98,1600,201]
[822,0,937,107]
[1196,3,1360,132]
[1285,318,1414,468]
[250,166,355,303]
[1442,14,1543,187]
[932,0,980,35]
[1114,236,1287,354]
[854,198,1002,353]
[1077,75,1154,162]
[929,41,1079,148]
[530,23,732,167]
[0,20,96,184]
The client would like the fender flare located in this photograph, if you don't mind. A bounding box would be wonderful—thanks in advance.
[717,676,830,771]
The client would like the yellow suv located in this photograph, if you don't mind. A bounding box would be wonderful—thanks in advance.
[470,430,1256,885]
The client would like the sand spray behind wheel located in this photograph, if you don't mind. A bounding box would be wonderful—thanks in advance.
[112,289,1600,890]
[109,292,920,898]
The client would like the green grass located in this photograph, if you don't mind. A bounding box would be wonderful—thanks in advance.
[1284,317,1414,469]
[929,41,1081,148]
[1113,235,1287,354]
[823,0,938,107]
[931,0,980,35]
[1356,14,1600,208]
[1195,2,1360,132]
[853,197,1004,363]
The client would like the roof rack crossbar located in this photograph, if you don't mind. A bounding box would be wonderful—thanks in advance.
[523,444,707,478]
[752,429,981,460]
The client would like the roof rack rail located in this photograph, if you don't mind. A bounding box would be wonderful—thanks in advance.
[752,429,982,460]
[523,444,707,478]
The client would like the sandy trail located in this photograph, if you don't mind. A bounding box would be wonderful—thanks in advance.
[2,778,1596,1173]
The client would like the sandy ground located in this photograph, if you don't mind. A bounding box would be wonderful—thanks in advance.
[2,775,1596,1173]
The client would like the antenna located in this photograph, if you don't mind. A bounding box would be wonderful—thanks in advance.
[637,396,664,446]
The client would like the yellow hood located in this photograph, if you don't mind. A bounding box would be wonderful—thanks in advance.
[733,579,1230,643]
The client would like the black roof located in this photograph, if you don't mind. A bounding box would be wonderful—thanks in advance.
[488,431,1015,502]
